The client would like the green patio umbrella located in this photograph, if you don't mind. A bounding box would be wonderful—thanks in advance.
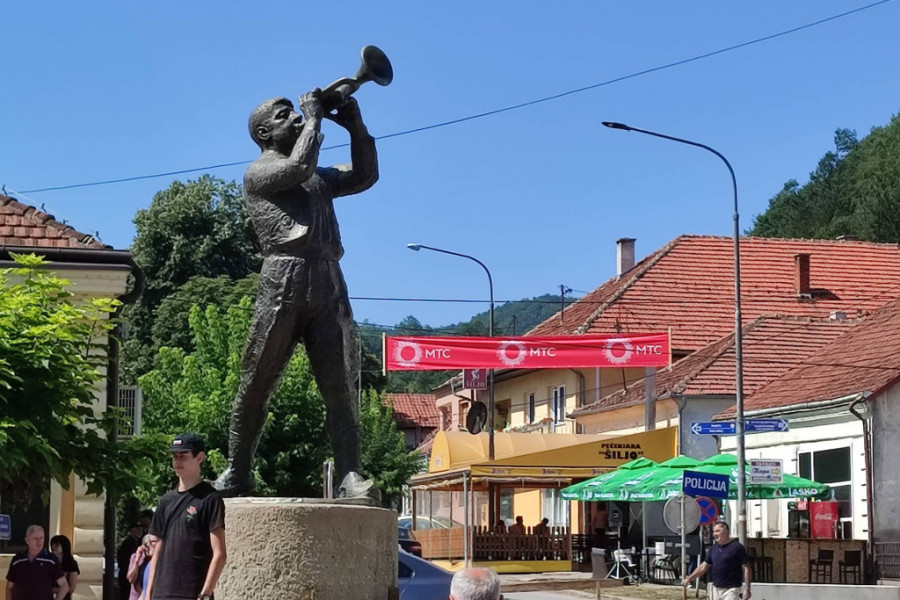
[692,453,829,500]
[560,456,659,501]
[618,455,701,501]
[621,453,829,501]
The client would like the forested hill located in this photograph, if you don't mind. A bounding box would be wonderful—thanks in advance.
[358,292,579,393]
[750,112,900,241]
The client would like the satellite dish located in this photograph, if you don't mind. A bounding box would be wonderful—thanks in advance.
[466,401,488,434]
[663,495,701,534]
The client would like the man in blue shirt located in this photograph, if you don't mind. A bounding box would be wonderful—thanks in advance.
[683,521,751,600]
[5,525,68,600]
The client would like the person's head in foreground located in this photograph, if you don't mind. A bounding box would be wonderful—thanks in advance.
[449,567,502,600]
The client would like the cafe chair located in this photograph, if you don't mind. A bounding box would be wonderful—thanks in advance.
[652,554,680,584]
[839,549,862,584]
[606,549,635,580]
[809,548,834,583]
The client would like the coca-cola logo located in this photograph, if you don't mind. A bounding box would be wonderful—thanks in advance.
[814,513,834,521]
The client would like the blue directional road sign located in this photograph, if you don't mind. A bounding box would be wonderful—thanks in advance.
[0,514,10,541]
[690,422,735,435]
[691,420,789,435]
[682,470,730,499]
[745,419,789,432]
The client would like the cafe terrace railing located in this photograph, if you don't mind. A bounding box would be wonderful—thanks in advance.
[412,526,572,561]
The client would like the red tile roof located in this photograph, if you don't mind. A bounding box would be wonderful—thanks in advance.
[572,315,857,416]
[529,235,900,353]
[415,428,439,456]
[719,298,900,416]
[385,393,440,429]
[0,195,109,249]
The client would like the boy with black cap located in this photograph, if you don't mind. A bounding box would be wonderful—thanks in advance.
[145,433,226,600]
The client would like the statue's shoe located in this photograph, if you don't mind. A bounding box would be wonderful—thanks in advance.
[337,471,382,504]
[213,467,255,498]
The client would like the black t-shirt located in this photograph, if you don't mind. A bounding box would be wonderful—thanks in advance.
[149,481,225,600]
[56,556,80,600]
[5,549,65,600]
[704,539,749,589]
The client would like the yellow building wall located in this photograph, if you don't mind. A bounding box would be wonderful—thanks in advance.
[575,399,680,436]
[496,367,647,432]
[512,490,542,526]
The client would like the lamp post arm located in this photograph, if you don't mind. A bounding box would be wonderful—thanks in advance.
[603,121,746,545]
[412,245,494,336]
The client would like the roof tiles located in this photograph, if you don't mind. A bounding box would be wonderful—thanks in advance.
[0,195,109,249]
[721,298,900,416]
[385,393,440,429]
[573,315,856,416]
[530,235,900,353]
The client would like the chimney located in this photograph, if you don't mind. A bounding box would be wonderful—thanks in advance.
[794,253,811,296]
[617,238,636,279]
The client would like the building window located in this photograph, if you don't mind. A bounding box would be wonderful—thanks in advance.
[500,489,514,524]
[496,399,511,430]
[799,447,852,518]
[551,385,566,424]
[527,393,536,424]
[541,489,569,527]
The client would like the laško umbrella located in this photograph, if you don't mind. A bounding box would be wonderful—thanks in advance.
[560,456,659,501]
[619,455,702,501]
[623,453,828,501]
[692,453,829,500]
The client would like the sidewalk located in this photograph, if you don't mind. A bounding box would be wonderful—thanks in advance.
[498,571,707,599]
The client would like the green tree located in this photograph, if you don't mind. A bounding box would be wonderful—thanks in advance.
[359,390,422,508]
[751,114,900,242]
[124,176,261,380]
[137,297,331,501]
[0,254,161,507]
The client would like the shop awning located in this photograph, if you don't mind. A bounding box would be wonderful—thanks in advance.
[411,427,677,490]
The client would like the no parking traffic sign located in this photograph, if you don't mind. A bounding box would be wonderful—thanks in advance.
[696,497,719,525]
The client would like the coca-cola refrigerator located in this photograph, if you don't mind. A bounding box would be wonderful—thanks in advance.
[809,501,839,539]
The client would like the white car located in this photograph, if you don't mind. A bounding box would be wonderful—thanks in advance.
[398,548,453,599]
[398,515,459,530]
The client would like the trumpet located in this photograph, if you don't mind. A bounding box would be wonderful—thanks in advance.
[320,45,393,111]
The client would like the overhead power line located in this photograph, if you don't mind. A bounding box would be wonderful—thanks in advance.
[15,0,891,195]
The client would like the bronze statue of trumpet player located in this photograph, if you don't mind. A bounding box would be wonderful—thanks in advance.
[215,46,392,498]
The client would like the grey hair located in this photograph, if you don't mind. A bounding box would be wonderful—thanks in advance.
[450,568,501,600]
[25,524,44,537]
[714,520,730,532]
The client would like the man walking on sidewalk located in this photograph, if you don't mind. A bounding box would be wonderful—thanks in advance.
[683,521,751,600]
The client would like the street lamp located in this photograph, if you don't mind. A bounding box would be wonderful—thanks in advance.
[601,121,748,545]
[407,243,496,461]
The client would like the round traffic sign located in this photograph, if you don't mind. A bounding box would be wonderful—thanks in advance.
[663,495,701,534]
[696,496,720,525]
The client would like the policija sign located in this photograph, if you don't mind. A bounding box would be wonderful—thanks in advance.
[383,333,670,371]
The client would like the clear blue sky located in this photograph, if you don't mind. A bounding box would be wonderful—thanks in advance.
[3,1,898,329]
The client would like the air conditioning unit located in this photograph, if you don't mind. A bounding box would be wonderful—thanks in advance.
[118,386,143,438]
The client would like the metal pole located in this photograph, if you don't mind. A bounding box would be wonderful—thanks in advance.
[601,122,746,545]
[407,243,495,460]
[463,473,470,567]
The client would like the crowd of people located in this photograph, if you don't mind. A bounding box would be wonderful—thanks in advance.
[4,433,227,600]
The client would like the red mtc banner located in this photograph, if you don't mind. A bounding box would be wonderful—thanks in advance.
[384,333,670,371]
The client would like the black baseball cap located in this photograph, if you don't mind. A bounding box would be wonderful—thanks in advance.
[169,432,206,453]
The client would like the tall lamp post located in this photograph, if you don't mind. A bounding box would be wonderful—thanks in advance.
[407,243,496,461]
[601,121,747,545]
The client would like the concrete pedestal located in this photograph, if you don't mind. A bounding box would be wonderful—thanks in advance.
[217,498,398,600]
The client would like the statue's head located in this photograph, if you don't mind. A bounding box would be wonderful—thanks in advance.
[249,97,299,151]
